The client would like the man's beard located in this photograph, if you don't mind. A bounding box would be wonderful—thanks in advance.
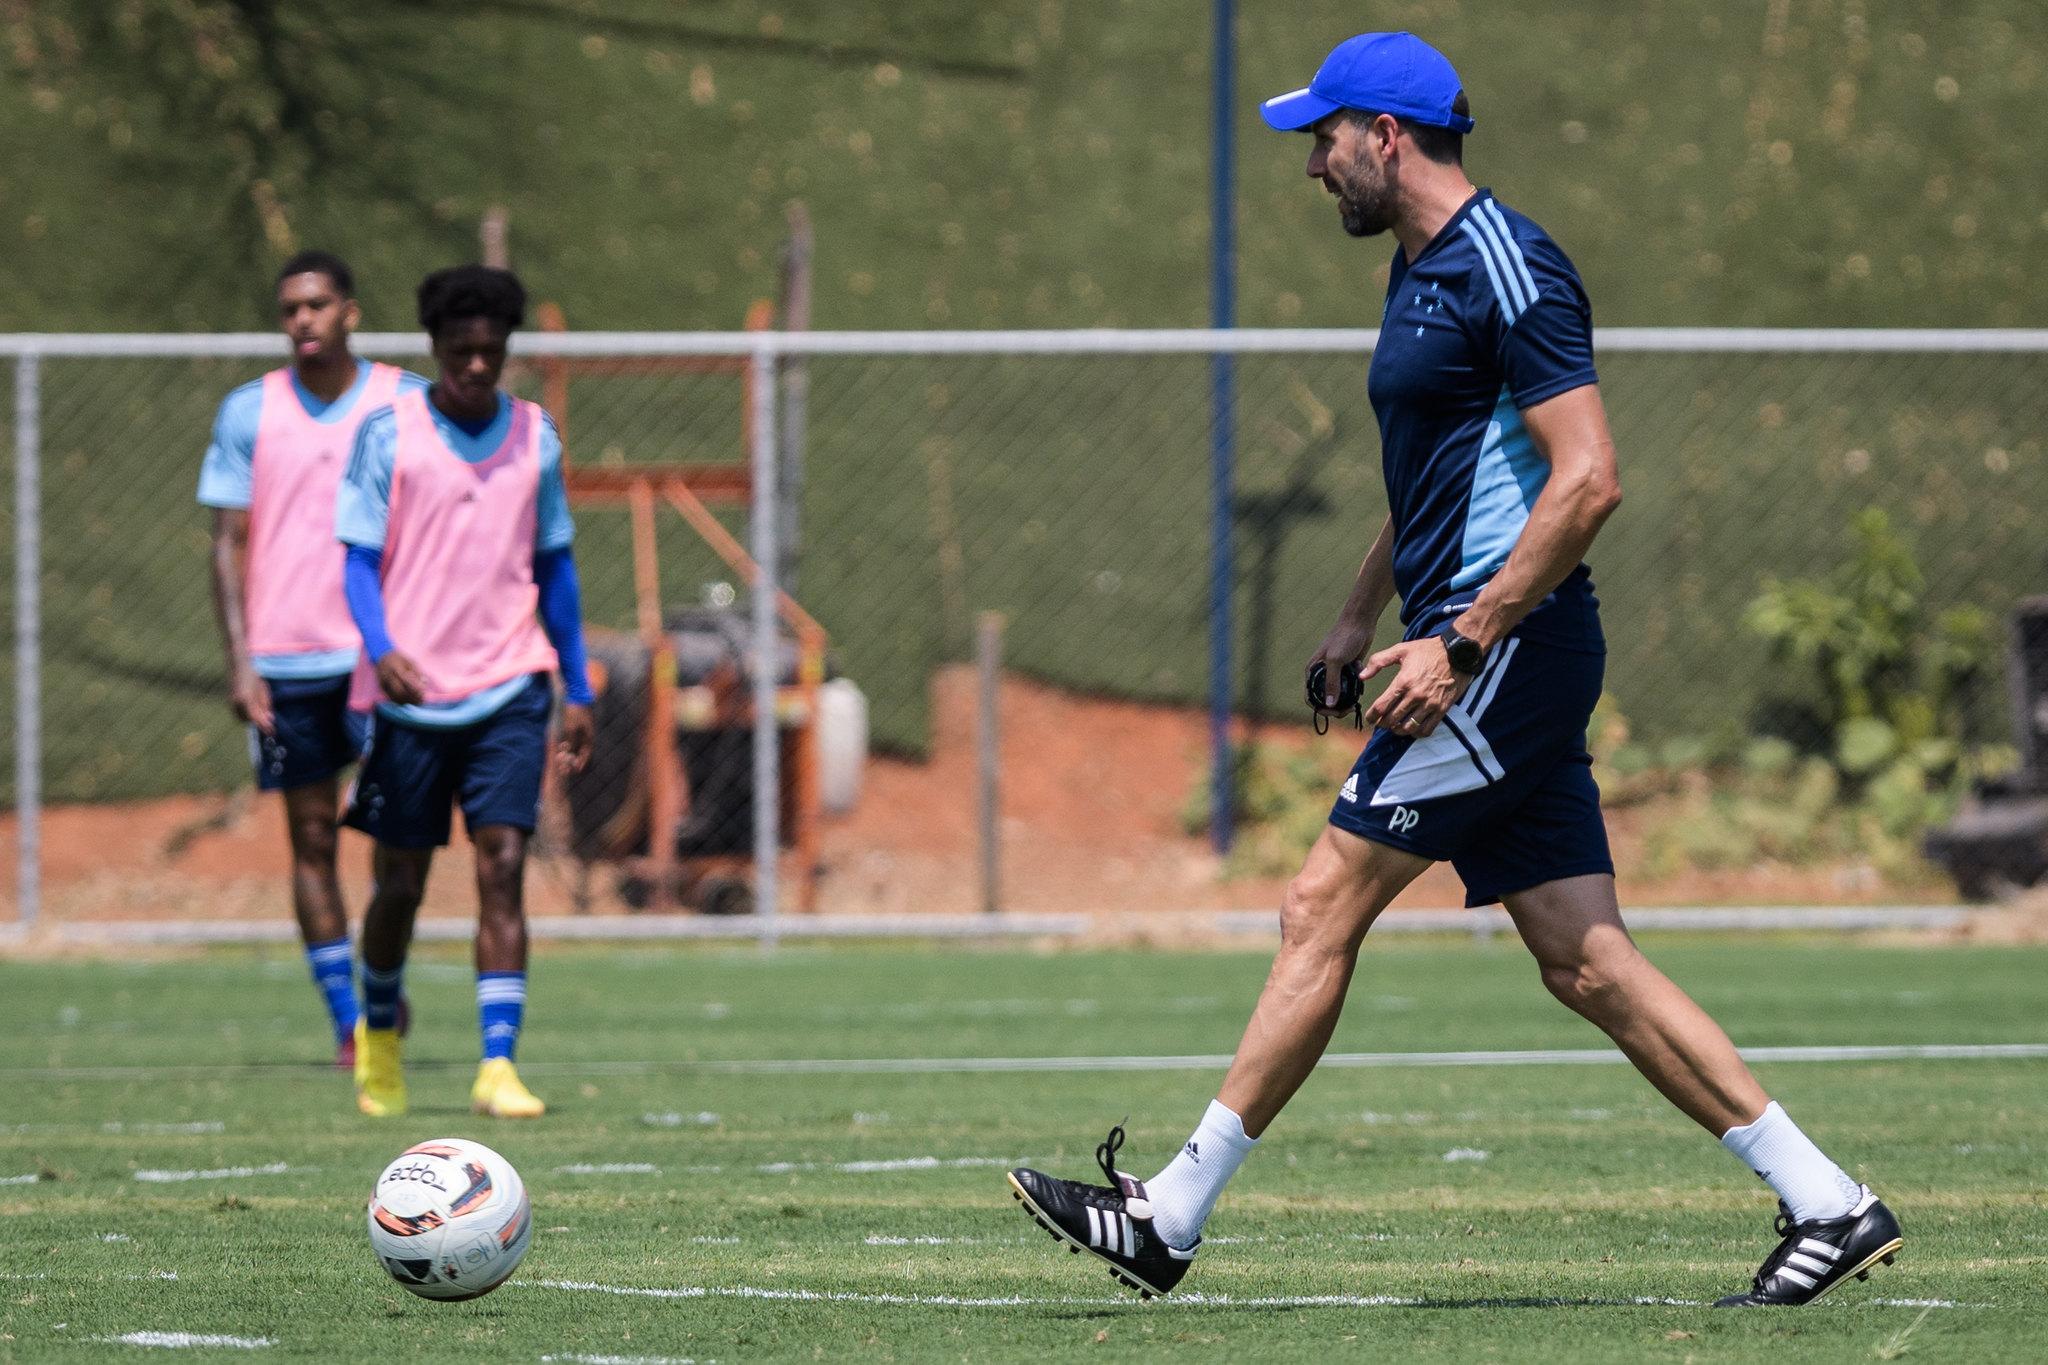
[1333,164,1396,238]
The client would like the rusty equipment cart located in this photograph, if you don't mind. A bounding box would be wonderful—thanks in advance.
[542,290,828,915]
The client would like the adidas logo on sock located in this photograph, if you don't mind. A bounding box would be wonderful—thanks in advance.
[1184,1141,1200,1163]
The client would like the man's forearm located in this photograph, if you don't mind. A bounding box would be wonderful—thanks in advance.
[208,516,252,678]
[1453,471,1618,650]
[1337,516,1399,628]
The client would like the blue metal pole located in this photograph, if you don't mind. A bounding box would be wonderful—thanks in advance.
[1208,0,1237,854]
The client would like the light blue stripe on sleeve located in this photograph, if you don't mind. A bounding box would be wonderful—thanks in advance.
[1459,220,1523,321]
[1468,211,1532,315]
[1480,200,1541,302]
[336,407,399,549]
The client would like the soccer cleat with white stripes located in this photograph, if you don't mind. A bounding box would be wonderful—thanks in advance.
[1006,1125,1197,1299]
[1715,1186,1902,1306]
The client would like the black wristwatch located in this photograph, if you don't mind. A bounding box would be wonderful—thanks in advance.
[1436,625,1486,676]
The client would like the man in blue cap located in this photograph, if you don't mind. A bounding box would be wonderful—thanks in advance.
[1008,33,1900,1306]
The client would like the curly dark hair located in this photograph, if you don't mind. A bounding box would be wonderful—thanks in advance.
[276,249,354,297]
[416,264,527,338]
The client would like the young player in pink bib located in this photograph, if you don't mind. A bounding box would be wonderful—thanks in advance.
[198,251,426,1069]
[336,265,595,1120]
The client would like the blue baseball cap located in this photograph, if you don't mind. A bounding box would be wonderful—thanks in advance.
[1259,32,1474,134]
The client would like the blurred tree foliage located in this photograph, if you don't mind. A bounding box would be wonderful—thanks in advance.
[3,1,2042,331]
[2,1,389,277]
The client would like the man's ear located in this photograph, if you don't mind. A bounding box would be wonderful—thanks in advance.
[1374,112,1402,157]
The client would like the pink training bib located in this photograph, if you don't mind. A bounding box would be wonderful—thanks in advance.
[349,390,558,711]
[246,362,405,658]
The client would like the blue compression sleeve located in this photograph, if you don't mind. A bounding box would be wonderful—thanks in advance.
[344,544,396,663]
[534,547,595,705]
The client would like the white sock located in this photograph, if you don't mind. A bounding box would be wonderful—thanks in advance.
[1144,1099,1258,1250]
[1719,1101,1862,1223]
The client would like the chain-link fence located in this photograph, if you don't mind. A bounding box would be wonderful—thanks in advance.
[5,330,2045,928]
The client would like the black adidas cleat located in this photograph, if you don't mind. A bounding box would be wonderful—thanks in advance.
[1715,1186,1903,1306]
[1006,1124,1197,1299]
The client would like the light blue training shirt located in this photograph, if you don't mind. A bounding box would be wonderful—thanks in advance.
[195,359,430,680]
[336,392,575,728]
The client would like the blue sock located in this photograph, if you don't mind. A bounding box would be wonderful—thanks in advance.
[305,937,360,1041]
[477,971,526,1061]
[361,961,405,1031]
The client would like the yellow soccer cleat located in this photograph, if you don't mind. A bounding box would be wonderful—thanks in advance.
[353,1022,407,1118]
[471,1057,546,1119]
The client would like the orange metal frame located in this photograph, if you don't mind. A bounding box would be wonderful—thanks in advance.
[537,301,825,913]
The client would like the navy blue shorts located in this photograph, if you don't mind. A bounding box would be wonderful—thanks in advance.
[249,675,368,792]
[342,676,552,849]
[1328,637,1614,907]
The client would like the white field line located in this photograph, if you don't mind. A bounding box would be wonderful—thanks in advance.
[6,1121,224,1135]
[555,1164,661,1175]
[93,1332,273,1349]
[560,1042,2048,1076]
[594,1156,1026,1178]
[540,1355,708,1365]
[18,904,1973,948]
[756,1156,1019,1175]
[2,1172,43,1185]
[12,1041,2046,1084]
[861,1232,1396,1247]
[133,1162,295,1184]
[521,1279,1986,1311]
[866,1235,1030,1246]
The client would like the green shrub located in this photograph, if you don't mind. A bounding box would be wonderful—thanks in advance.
[1745,507,1994,780]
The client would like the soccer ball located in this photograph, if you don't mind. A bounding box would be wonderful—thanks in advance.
[366,1138,533,1301]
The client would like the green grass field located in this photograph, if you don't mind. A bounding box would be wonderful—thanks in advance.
[3,938,2044,1361]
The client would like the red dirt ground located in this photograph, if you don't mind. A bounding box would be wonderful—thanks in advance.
[1,668,1931,926]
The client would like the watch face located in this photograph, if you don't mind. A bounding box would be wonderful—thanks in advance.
[1445,635,1484,673]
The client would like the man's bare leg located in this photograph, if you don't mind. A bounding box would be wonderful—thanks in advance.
[1502,873,1765,1133]
[1503,873,1864,1225]
[282,778,350,946]
[1137,827,1429,1250]
[1216,826,1432,1135]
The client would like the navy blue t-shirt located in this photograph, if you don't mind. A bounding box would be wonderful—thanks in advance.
[1367,190,1604,652]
